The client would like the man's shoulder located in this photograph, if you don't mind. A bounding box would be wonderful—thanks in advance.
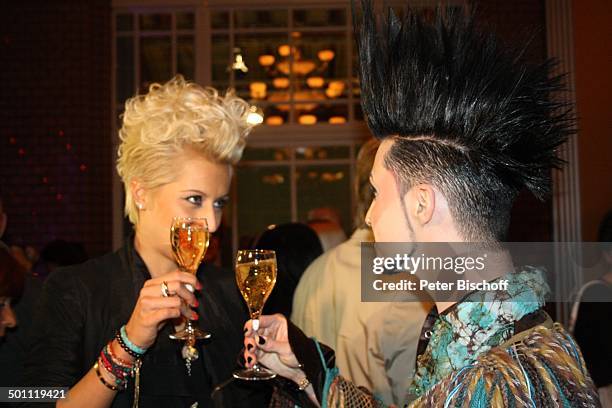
[417,324,597,406]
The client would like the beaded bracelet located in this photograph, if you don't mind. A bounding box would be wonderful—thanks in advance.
[115,331,139,358]
[115,327,146,358]
[106,341,132,368]
[120,325,147,355]
[94,361,121,392]
[101,346,131,381]
[99,354,128,389]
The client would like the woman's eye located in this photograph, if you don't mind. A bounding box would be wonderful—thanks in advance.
[213,197,229,210]
[186,196,202,206]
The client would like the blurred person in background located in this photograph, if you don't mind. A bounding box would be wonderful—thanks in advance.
[30,239,89,279]
[306,207,347,251]
[0,194,43,386]
[292,139,431,406]
[0,195,38,271]
[0,247,27,385]
[572,210,612,407]
[0,248,25,338]
[255,222,323,318]
[1,237,88,386]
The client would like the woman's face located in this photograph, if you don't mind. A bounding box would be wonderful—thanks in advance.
[0,297,17,337]
[136,150,232,265]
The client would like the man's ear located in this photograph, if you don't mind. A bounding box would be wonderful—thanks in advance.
[409,183,436,226]
[130,179,148,210]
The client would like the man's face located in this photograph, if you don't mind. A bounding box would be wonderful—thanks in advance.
[365,139,416,243]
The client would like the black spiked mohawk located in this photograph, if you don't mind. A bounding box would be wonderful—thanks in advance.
[354,1,573,241]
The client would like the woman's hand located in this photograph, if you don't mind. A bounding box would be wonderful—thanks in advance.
[243,314,304,383]
[125,270,201,349]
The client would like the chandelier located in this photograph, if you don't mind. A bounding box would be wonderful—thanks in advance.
[241,32,347,126]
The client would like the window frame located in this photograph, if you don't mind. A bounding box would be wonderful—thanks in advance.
[110,0,466,250]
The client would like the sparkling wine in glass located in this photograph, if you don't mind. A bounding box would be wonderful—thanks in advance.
[168,217,210,373]
[233,249,277,381]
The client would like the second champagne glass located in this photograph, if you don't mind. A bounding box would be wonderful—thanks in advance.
[233,249,277,380]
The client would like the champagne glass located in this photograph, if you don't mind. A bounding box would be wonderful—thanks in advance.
[168,217,210,374]
[233,249,277,381]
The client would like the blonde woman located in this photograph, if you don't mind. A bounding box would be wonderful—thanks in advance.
[21,76,267,407]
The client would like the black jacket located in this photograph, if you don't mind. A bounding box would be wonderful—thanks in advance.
[19,239,270,407]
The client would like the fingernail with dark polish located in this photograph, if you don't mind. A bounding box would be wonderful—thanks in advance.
[247,343,253,351]
[258,336,266,345]
[192,312,198,320]
[247,356,252,364]
[244,327,248,333]
[192,300,199,307]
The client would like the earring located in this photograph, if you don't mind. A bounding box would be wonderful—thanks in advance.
[137,203,144,210]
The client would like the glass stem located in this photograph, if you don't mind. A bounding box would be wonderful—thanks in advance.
[251,313,262,371]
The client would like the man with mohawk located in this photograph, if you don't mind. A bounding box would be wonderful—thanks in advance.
[242,2,601,407]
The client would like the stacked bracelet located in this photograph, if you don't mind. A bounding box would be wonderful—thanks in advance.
[99,354,128,390]
[106,341,132,368]
[95,333,146,393]
[115,325,147,358]
[93,326,147,394]
[94,362,121,392]
[101,342,133,386]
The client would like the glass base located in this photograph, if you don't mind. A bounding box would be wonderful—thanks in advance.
[170,327,211,340]
[233,366,277,381]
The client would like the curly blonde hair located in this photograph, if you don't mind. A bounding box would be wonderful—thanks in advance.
[116,75,253,225]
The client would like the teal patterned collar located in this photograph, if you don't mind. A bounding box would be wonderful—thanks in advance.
[410,267,550,396]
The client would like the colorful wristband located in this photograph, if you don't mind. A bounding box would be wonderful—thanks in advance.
[118,325,147,356]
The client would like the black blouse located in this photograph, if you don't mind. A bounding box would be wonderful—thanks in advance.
[19,239,270,407]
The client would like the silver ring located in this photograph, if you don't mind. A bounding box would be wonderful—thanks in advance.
[161,281,170,297]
